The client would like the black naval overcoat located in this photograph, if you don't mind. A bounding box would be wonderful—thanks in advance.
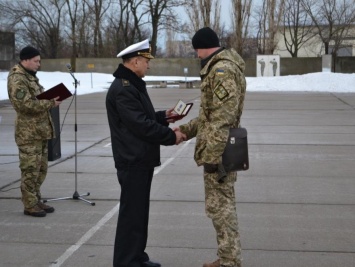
[106,64,176,170]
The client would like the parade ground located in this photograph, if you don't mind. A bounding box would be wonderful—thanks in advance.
[1,87,354,267]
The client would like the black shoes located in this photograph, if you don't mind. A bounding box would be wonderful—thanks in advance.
[141,260,161,267]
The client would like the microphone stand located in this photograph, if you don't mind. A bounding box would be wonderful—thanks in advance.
[44,66,95,206]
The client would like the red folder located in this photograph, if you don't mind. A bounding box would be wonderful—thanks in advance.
[36,83,72,101]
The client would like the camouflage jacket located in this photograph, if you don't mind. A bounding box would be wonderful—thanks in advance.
[7,64,55,145]
[179,48,246,166]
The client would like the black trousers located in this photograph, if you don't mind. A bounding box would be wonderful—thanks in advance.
[113,167,154,267]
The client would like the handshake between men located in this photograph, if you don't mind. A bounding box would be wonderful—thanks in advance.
[173,127,186,145]
[165,107,187,145]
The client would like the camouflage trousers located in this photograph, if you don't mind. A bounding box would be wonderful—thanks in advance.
[18,140,48,209]
[204,171,242,267]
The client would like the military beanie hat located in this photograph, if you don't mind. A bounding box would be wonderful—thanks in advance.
[192,27,220,49]
[20,46,40,60]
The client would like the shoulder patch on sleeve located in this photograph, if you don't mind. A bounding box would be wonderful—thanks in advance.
[213,80,229,101]
[16,89,25,100]
[214,86,229,101]
[122,79,130,87]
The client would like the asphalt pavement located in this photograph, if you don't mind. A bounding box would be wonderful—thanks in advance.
[0,86,354,267]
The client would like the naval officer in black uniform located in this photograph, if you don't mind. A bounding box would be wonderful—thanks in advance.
[106,39,186,267]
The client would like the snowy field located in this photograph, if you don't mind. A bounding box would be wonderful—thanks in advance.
[1,71,354,101]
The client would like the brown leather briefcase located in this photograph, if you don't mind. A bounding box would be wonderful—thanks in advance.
[222,127,249,172]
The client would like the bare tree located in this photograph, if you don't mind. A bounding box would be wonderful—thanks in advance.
[255,0,267,54]
[64,0,80,69]
[269,0,285,54]
[184,1,199,33]
[63,0,94,58]
[201,0,212,26]
[231,0,253,55]
[184,0,221,34]
[105,0,131,56]
[301,0,355,56]
[84,0,112,57]
[1,0,153,58]
[105,0,150,57]
[281,0,314,57]
[77,1,94,57]
[145,0,187,56]
[256,0,285,54]
[0,0,65,58]
[199,0,221,28]
[128,0,148,43]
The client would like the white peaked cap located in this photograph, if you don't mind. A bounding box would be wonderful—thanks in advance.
[116,39,154,59]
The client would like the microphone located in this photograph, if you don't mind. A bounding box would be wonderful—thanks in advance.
[65,63,79,86]
[66,63,72,72]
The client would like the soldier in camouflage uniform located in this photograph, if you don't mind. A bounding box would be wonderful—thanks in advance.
[7,46,62,217]
[176,28,246,267]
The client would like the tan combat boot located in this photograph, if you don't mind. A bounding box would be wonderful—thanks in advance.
[24,204,46,217]
[37,201,55,213]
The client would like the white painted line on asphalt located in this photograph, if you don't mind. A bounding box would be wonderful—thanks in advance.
[104,143,111,147]
[50,203,120,267]
[154,140,192,175]
[50,140,191,267]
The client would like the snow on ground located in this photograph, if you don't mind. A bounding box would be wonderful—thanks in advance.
[1,71,354,101]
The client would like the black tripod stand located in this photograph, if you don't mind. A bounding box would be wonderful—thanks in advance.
[44,64,95,206]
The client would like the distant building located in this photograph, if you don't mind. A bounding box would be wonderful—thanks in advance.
[274,25,355,57]
[0,31,15,60]
[0,31,15,70]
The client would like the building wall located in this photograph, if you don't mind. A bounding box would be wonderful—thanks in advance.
[274,30,323,57]
[274,26,355,58]
[40,57,256,76]
[335,57,355,73]
[280,57,322,75]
